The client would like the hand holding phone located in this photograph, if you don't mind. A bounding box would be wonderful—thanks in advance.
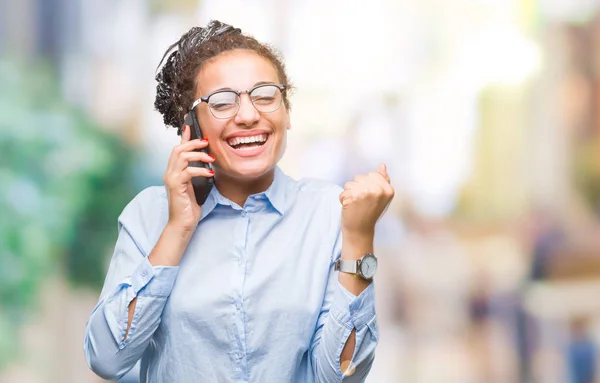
[162,118,214,232]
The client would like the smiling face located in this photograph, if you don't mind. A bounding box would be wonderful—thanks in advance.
[193,49,290,181]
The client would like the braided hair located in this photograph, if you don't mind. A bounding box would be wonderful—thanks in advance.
[154,20,292,132]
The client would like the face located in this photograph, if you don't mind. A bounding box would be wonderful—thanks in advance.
[193,49,290,181]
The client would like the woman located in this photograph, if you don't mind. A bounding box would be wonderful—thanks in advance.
[84,20,394,383]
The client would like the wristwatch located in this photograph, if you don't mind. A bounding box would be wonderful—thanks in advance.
[334,253,378,280]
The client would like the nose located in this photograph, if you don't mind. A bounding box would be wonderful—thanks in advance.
[234,93,260,127]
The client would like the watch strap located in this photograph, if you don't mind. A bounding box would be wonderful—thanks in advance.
[334,259,359,274]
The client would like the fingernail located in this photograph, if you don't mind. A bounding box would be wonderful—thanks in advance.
[207,154,215,160]
[184,125,189,132]
[201,138,209,142]
[208,169,214,175]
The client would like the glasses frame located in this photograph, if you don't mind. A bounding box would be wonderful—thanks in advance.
[190,83,287,119]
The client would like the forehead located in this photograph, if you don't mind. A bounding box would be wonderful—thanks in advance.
[195,49,279,95]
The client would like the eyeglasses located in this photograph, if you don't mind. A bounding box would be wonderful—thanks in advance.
[191,84,286,119]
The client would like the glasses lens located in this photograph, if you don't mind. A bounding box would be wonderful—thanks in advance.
[250,85,283,113]
[208,91,239,118]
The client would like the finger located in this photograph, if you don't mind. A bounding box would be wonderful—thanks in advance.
[182,151,215,163]
[179,166,215,183]
[349,183,387,202]
[167,139,209,173]
[168,124,193,169]
[169,139,209,165]
[365,182,393,202]
[377,163,391,183]
[174,151,215,171]
[343,181,358,191]
[352,175,388,197]
[339,190,353,207]
[366,172,390,189]
[178,138,209,153]
[181,122,191,144]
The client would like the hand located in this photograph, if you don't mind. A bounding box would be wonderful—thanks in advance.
[163,121,215,233]
[339,164,395,239]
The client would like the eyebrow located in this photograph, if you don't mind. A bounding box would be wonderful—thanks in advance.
[211,81,276,93]
[253,81,275,87]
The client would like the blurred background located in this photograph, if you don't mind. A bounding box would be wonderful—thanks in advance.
[2,0,600,382]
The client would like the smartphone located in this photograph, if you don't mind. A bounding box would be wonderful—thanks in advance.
[182,112,214,205]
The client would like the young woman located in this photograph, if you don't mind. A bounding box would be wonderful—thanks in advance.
[84,20,394,383]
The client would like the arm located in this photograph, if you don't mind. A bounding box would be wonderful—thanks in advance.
[338,232,374,370]
[83,190,197,381]
[83,202,190,381]
[123,224,193,339]
[309,164,394,382]
[308,230,379,383]
[84,120,213,381]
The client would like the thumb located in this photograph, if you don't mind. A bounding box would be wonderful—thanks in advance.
[377,163,390,182]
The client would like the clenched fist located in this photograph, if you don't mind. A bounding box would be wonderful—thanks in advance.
[340,164,395,237]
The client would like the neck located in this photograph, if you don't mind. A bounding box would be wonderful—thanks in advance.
[214,168,276,207]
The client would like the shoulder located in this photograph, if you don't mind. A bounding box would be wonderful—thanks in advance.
[295,177,343,200]
[120,186,167,214]
[117,186,168,243]
[287,175,343,222]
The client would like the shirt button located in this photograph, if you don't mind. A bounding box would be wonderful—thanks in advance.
[236,352,243,359]
[235,302,241,310]
[241,210,247,217]
[237,259,243,266]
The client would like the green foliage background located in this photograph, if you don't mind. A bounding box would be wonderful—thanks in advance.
[0,58,137,368]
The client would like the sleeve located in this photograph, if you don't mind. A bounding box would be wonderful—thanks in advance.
[83,187,179,381]
[308,188,379,382]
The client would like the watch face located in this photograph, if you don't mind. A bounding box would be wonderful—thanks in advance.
[360,254,377,279]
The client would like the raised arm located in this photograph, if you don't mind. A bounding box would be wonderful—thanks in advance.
[309,163,394,382]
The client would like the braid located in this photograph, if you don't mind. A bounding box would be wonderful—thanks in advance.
[154,48,182,128]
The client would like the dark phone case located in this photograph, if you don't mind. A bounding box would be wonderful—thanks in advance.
[183,113,214,205]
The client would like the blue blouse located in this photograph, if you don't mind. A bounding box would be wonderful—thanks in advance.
[84,166,378,382]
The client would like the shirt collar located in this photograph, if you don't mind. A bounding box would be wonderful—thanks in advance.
[198,185,221,221]
[199,166,289,221]
[262,166,288,215]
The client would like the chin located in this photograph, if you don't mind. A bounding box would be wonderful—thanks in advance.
[223,160,276,180]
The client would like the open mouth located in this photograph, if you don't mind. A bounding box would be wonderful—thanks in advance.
[227,134,269,151]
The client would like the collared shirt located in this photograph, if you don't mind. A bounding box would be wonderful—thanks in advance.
[84,167,378,383]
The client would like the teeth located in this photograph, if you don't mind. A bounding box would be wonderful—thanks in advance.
[237,145,260,151]
[228,134,267,147]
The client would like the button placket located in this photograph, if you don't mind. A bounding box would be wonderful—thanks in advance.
[236,210,248,266]
[232,207,249,367]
